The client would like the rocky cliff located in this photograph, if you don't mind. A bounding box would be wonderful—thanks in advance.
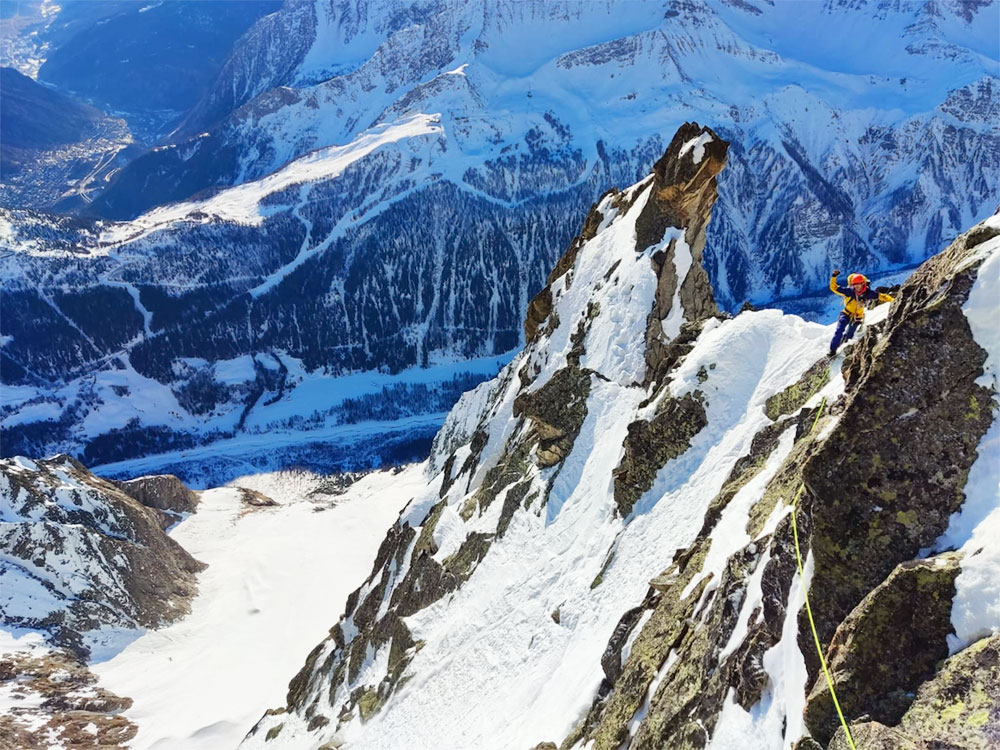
[239,123,999,750]
[0,455,204,658]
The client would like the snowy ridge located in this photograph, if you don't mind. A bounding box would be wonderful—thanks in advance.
[101,114,444,246]
[241,141,1000,749]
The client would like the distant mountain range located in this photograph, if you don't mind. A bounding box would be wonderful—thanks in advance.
[1,0,998,475]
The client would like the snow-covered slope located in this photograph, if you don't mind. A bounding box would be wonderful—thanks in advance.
[0,463,426,750]
[240,128,1000,750]
[88,465,425,750]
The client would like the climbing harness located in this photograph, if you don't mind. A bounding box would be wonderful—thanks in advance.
[791,397,858,750]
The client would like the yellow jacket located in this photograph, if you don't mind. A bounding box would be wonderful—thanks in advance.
[830,275,894,321]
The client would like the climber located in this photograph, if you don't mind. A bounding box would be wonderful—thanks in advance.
[828,270,894,355]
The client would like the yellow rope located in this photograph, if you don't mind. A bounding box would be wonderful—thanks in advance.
[790,397,858,750]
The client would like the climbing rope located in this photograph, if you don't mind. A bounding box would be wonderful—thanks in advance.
[790,397,858,750]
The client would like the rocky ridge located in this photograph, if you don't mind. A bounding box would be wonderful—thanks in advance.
[239,123,999,749]
[0,643,138,750]
[0,457,208,749]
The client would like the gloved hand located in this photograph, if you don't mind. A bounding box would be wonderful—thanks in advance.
[876,286,889,294]
[832,269,841,277]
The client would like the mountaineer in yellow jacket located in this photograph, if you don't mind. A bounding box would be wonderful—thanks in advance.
[829,270,895,354]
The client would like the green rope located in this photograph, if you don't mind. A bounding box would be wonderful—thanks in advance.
[790,397,857,750]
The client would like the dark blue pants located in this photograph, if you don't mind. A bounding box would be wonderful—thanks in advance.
[830,312,859,353]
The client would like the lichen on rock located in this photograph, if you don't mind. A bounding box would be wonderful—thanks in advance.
[513,365,592,468]
[763,356,831,421]
[612,392,707,517]
[803,234,994,645]
[802,553,962,743]
[895,632,1000,749]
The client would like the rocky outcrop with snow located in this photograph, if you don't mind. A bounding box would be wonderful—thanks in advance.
[0,455,203,658]
[240,126,999,749]
[0,636,138,749]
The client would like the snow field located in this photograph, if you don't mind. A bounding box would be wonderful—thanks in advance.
[938,228,1000,652]
[103,114,444,242]
[292,160,844,749]
[88,464,426,750]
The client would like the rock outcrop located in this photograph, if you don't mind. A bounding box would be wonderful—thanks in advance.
[112,473,200,528]
[829,633,1000,750]
[803,225,995,653]
[802,554,961,739]
[0,455,204,657]
[0,646,137,749]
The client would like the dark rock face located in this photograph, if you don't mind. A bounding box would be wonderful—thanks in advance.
[803,227,995,644]
[0,455,204,657]
[612,392,708,517]
[764,357,830,421]
[803,554,961,742]
[893,632,1000,749]
[113,474,199,515]
[640,123,727,385]
[513,366,592,467]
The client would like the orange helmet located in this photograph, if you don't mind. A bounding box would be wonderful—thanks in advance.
[847,273,868,291]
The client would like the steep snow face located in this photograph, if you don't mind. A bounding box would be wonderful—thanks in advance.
[238,129,839,750]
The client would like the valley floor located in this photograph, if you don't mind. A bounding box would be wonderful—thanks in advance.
[2,464,426,750]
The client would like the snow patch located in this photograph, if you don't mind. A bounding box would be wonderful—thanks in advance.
[679,132,714,164]
[659,228,692,340]
[939,237,1000,653]
[706,557,811,750]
